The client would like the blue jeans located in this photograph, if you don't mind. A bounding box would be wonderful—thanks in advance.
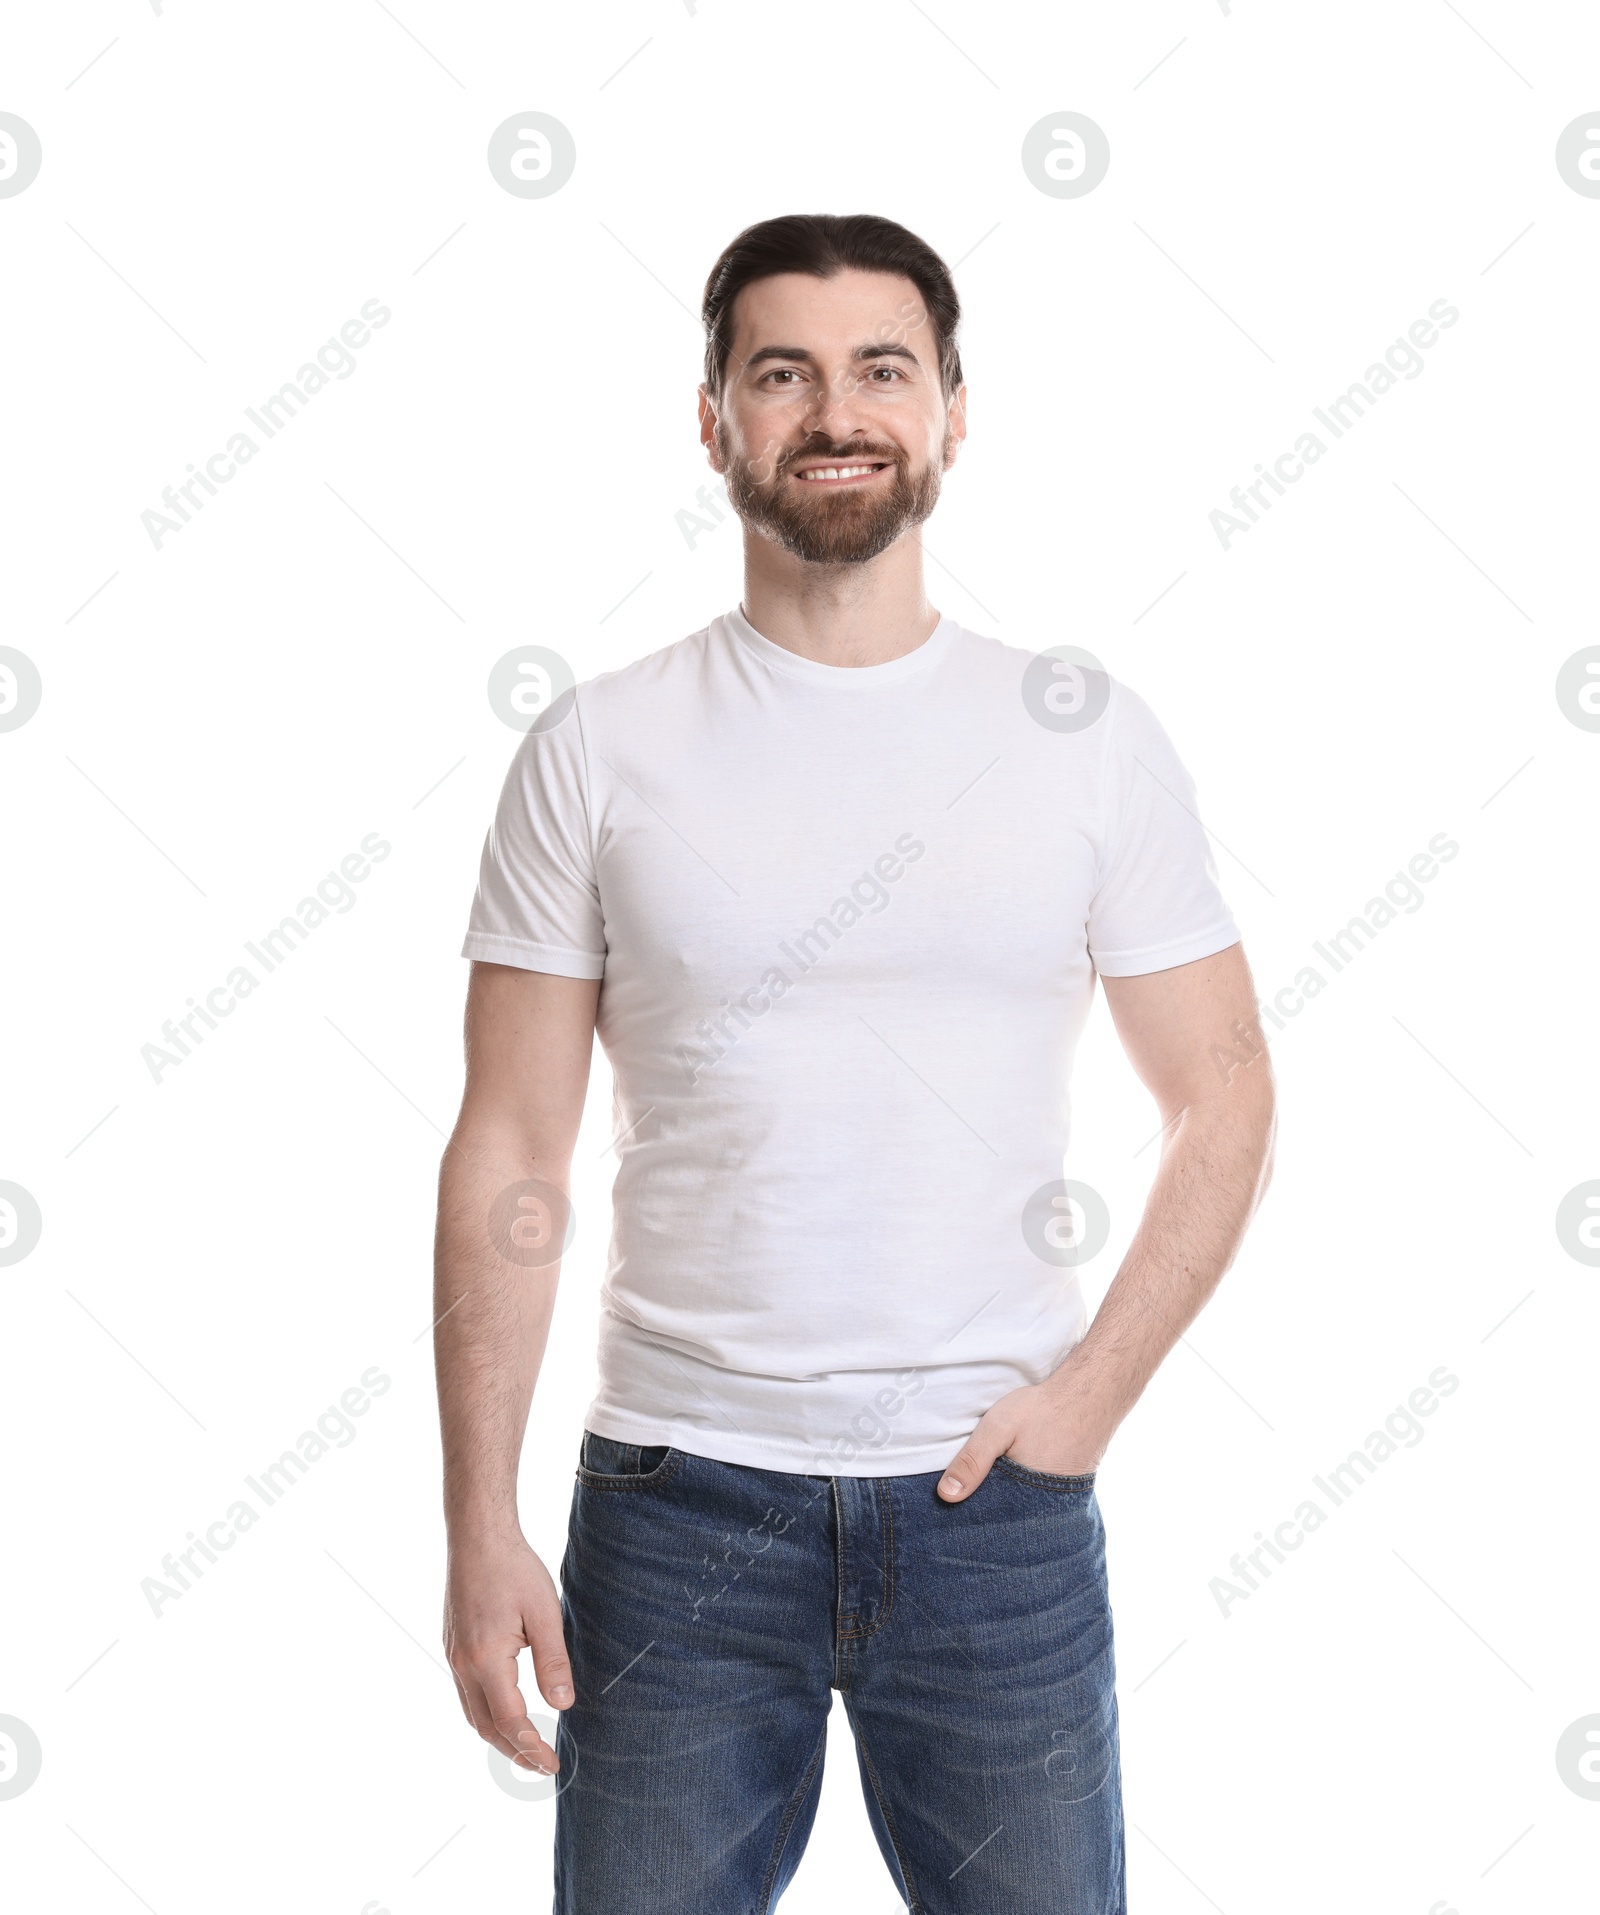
[552,1432,1125,1913]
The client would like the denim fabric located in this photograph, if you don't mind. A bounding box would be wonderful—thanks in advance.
[552,1432,1124,1913]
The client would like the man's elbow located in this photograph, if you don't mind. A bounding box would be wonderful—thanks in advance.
[1245,1065,1278,1200]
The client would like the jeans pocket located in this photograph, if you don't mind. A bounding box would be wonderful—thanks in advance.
[576,1430,681,1488]
[992,1454,1097,1493]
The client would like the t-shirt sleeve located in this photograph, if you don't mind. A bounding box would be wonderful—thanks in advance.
[460,706,607,979]
[1086,680,1241,977]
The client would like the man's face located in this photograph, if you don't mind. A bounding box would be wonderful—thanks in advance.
[700,269,966,566]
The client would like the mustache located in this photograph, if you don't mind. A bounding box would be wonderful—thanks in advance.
[774,436,905,477]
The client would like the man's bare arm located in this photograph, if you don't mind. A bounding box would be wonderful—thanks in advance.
[435,960,600,1772]
[936,942,1276,1499]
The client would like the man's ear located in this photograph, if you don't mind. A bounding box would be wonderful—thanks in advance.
[944,383,968,468]
[698,385,724,470]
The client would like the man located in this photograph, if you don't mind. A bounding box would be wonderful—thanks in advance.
[437,213,1275,1913]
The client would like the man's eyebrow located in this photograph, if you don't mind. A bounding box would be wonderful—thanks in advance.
[743,346,816,368]
[741,342,923,371]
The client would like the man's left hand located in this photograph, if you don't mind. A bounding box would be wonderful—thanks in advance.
[936,1377,1112,1502]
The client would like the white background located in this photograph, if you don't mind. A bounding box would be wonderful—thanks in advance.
[3,2,1597,1910]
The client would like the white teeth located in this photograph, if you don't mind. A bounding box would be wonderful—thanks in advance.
[799,464,877,480]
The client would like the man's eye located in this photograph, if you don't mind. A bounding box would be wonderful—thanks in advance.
[764,369,801,384]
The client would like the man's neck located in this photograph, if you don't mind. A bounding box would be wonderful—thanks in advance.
[739,529,942,668]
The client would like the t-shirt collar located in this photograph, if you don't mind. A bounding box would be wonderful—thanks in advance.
[724,603,959,688]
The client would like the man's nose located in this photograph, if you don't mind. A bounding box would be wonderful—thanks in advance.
[802,365,870,443]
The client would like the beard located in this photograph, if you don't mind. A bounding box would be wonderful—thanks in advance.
[718,425,949,566]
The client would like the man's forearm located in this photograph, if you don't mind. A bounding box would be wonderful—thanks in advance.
[1045,1076,1276,1444]
[434,1129,568,1538]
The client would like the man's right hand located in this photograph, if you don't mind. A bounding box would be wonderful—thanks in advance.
[443,1529,574,1774]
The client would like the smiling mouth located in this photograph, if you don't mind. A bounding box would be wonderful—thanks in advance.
[791,461,892,485]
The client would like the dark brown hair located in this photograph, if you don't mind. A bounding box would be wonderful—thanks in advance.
[701,213,963,397]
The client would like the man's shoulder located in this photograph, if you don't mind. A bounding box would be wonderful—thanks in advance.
[944,620,1126,687]
[573,621,720,710]
[944,624,1158,739]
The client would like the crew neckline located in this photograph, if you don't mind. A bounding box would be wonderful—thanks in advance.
[724,603,959,688]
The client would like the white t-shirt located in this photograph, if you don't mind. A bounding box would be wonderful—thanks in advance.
[463,607,1239,1475]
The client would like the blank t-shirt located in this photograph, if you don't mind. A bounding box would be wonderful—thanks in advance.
[462,607,1239,1474]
